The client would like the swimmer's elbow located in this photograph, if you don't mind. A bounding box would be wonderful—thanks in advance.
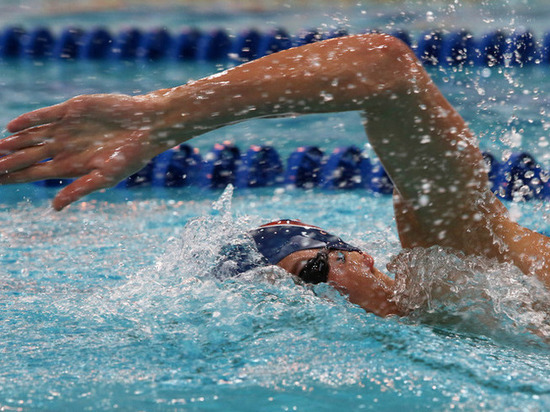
[355,32,414,57]
[345,33,427,100]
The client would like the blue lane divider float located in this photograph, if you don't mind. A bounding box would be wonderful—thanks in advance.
[236,144,284,188]
[476,31,507,66]
[21,27,54,59]
[196,29,232,61]
[416,30,444,66]
[54,27,82,59]
[79,27,113,59]
[152,144,202,187]
[0,27,25,57]
[139,28,172,61]
[320,145,362,190]
[31,144,550,202]
[4,26,550,66]
[258,28,293,57]
[171,28,202,60]
[231,29,263,61]
[111,28,142,60]
[200,142,241,189]
[491,152,550,200]
[284,146,324,189]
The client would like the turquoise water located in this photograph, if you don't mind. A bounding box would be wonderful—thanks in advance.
[2,186,550,410]
[2,3,550,411]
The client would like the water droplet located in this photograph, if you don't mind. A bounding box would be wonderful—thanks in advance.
[320,91,334,102]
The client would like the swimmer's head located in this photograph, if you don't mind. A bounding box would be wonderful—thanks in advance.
[214,219,364,282]
[250,219,374,284]
[250,220,360,263]
[249,219,398,316]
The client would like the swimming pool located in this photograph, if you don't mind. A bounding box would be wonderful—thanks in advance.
[2,1,550,411]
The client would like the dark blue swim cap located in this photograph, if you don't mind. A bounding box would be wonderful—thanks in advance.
[249,219,362,264]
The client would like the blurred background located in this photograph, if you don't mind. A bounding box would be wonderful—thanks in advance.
[2,0,548,35]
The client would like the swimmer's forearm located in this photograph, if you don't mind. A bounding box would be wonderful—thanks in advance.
[145,34,414,142]
[147,34,486,199]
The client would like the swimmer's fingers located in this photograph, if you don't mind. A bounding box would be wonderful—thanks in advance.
[0,163,53,184]
[0,145,52,174]
[6,94,139,133]
[6,102,66,133]
[52,170,119,211]
[0,125,53,154]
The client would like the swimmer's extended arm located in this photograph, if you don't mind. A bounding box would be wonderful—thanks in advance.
[3,33,550,284]
[3,34,476,209]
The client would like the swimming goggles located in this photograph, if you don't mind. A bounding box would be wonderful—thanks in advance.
[298,249,331,284]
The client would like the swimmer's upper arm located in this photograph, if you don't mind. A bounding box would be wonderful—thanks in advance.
[355,39,500,251]
[155,33,487,215]
[360,44,487,220]
[355,38,550,281]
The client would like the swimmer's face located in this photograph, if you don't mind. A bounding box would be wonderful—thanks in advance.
[277,249,398,317]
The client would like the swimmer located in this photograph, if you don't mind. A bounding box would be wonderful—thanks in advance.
[2,33,550,316]
[248,219,400,317]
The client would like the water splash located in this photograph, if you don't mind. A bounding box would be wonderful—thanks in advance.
[389,246,550,342]
[155,184,258,278]
[74,185,296,325]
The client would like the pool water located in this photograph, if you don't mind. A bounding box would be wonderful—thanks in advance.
[2,186,550,410]
[2,2,550,411]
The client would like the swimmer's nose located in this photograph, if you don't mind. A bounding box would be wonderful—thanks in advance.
[341,250,375,272]
[358,251,375,272]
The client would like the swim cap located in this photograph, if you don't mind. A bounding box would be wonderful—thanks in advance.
[249,219,362,264]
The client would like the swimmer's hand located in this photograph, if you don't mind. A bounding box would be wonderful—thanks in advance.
[1,94,173,210]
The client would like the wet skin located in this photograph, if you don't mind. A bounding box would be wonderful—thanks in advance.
[277,249,401,317]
